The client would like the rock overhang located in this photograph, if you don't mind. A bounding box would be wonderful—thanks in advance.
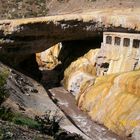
[0,8,140,54]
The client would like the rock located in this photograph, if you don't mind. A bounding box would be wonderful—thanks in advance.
[36,43,62,70]
[0,8,140,54]
[77,70,140,137]
[0,62,89,139]
[0,119,53,140]
[63,49,99,97]
[3,67,59,117]
[63,47,140,137]
[49,87,121,140]
[0,0,139,19]
[62,32,140,138]
[132,126,140,140]
[0,1,140,139]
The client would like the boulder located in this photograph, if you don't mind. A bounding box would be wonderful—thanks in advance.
[36,43,62,70]
[63,49,99,97]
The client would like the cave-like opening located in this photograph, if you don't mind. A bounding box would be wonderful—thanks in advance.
[39,36,103,89]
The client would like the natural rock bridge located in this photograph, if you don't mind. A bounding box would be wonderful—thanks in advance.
[0,8,140,54]
[0,6,140,140]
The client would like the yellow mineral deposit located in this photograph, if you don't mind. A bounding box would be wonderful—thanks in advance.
[63,32,140,137]
[36,43,62,70]
[63,49,99,97]
[78,70,140,136]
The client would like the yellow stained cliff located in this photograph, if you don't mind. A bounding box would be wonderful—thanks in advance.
[78,70,140,136]
[63,44,140,137]
[36,43,62,70]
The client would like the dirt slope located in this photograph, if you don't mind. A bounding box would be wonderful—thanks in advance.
[0,0,140,19]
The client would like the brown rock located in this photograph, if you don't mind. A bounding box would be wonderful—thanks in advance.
[36,43,62,70]
[0,8,140,54]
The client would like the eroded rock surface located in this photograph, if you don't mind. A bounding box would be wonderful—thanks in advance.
[63,32,140,139]
[63,49,99,96]
[77,70,140,138]
[49,87,121,140]
[0,1,140,139]
[0,8,140,54]
[0,62,89,139]
[36,43,62,70]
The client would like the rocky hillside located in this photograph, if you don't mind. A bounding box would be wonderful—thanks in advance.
[0,0,140,19]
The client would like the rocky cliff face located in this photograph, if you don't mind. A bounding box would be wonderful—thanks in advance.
[63,32,140,138]
[63,49,99,96]
[0,8,140,54]
[77,70,140,137]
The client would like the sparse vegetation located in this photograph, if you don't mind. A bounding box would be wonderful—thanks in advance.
[0,108,83,139]
[0,128,13,140]
[0,64,83,139]
[0,108,59,134]
[0,107,14,122]
[0,109,62,136]
[13,114,40,129]
[0,0,49,19]
[0,107,39,128]
[0,69,9,104]
[35,111,62,136]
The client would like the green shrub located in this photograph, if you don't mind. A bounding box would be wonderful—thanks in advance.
[0,107,14,121]
[13,115,40,129]
[35,111,62,136]
[0,108,62,136]
[0,107,40,129]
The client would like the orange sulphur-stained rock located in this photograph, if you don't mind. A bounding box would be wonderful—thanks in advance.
[78,70,140,137]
